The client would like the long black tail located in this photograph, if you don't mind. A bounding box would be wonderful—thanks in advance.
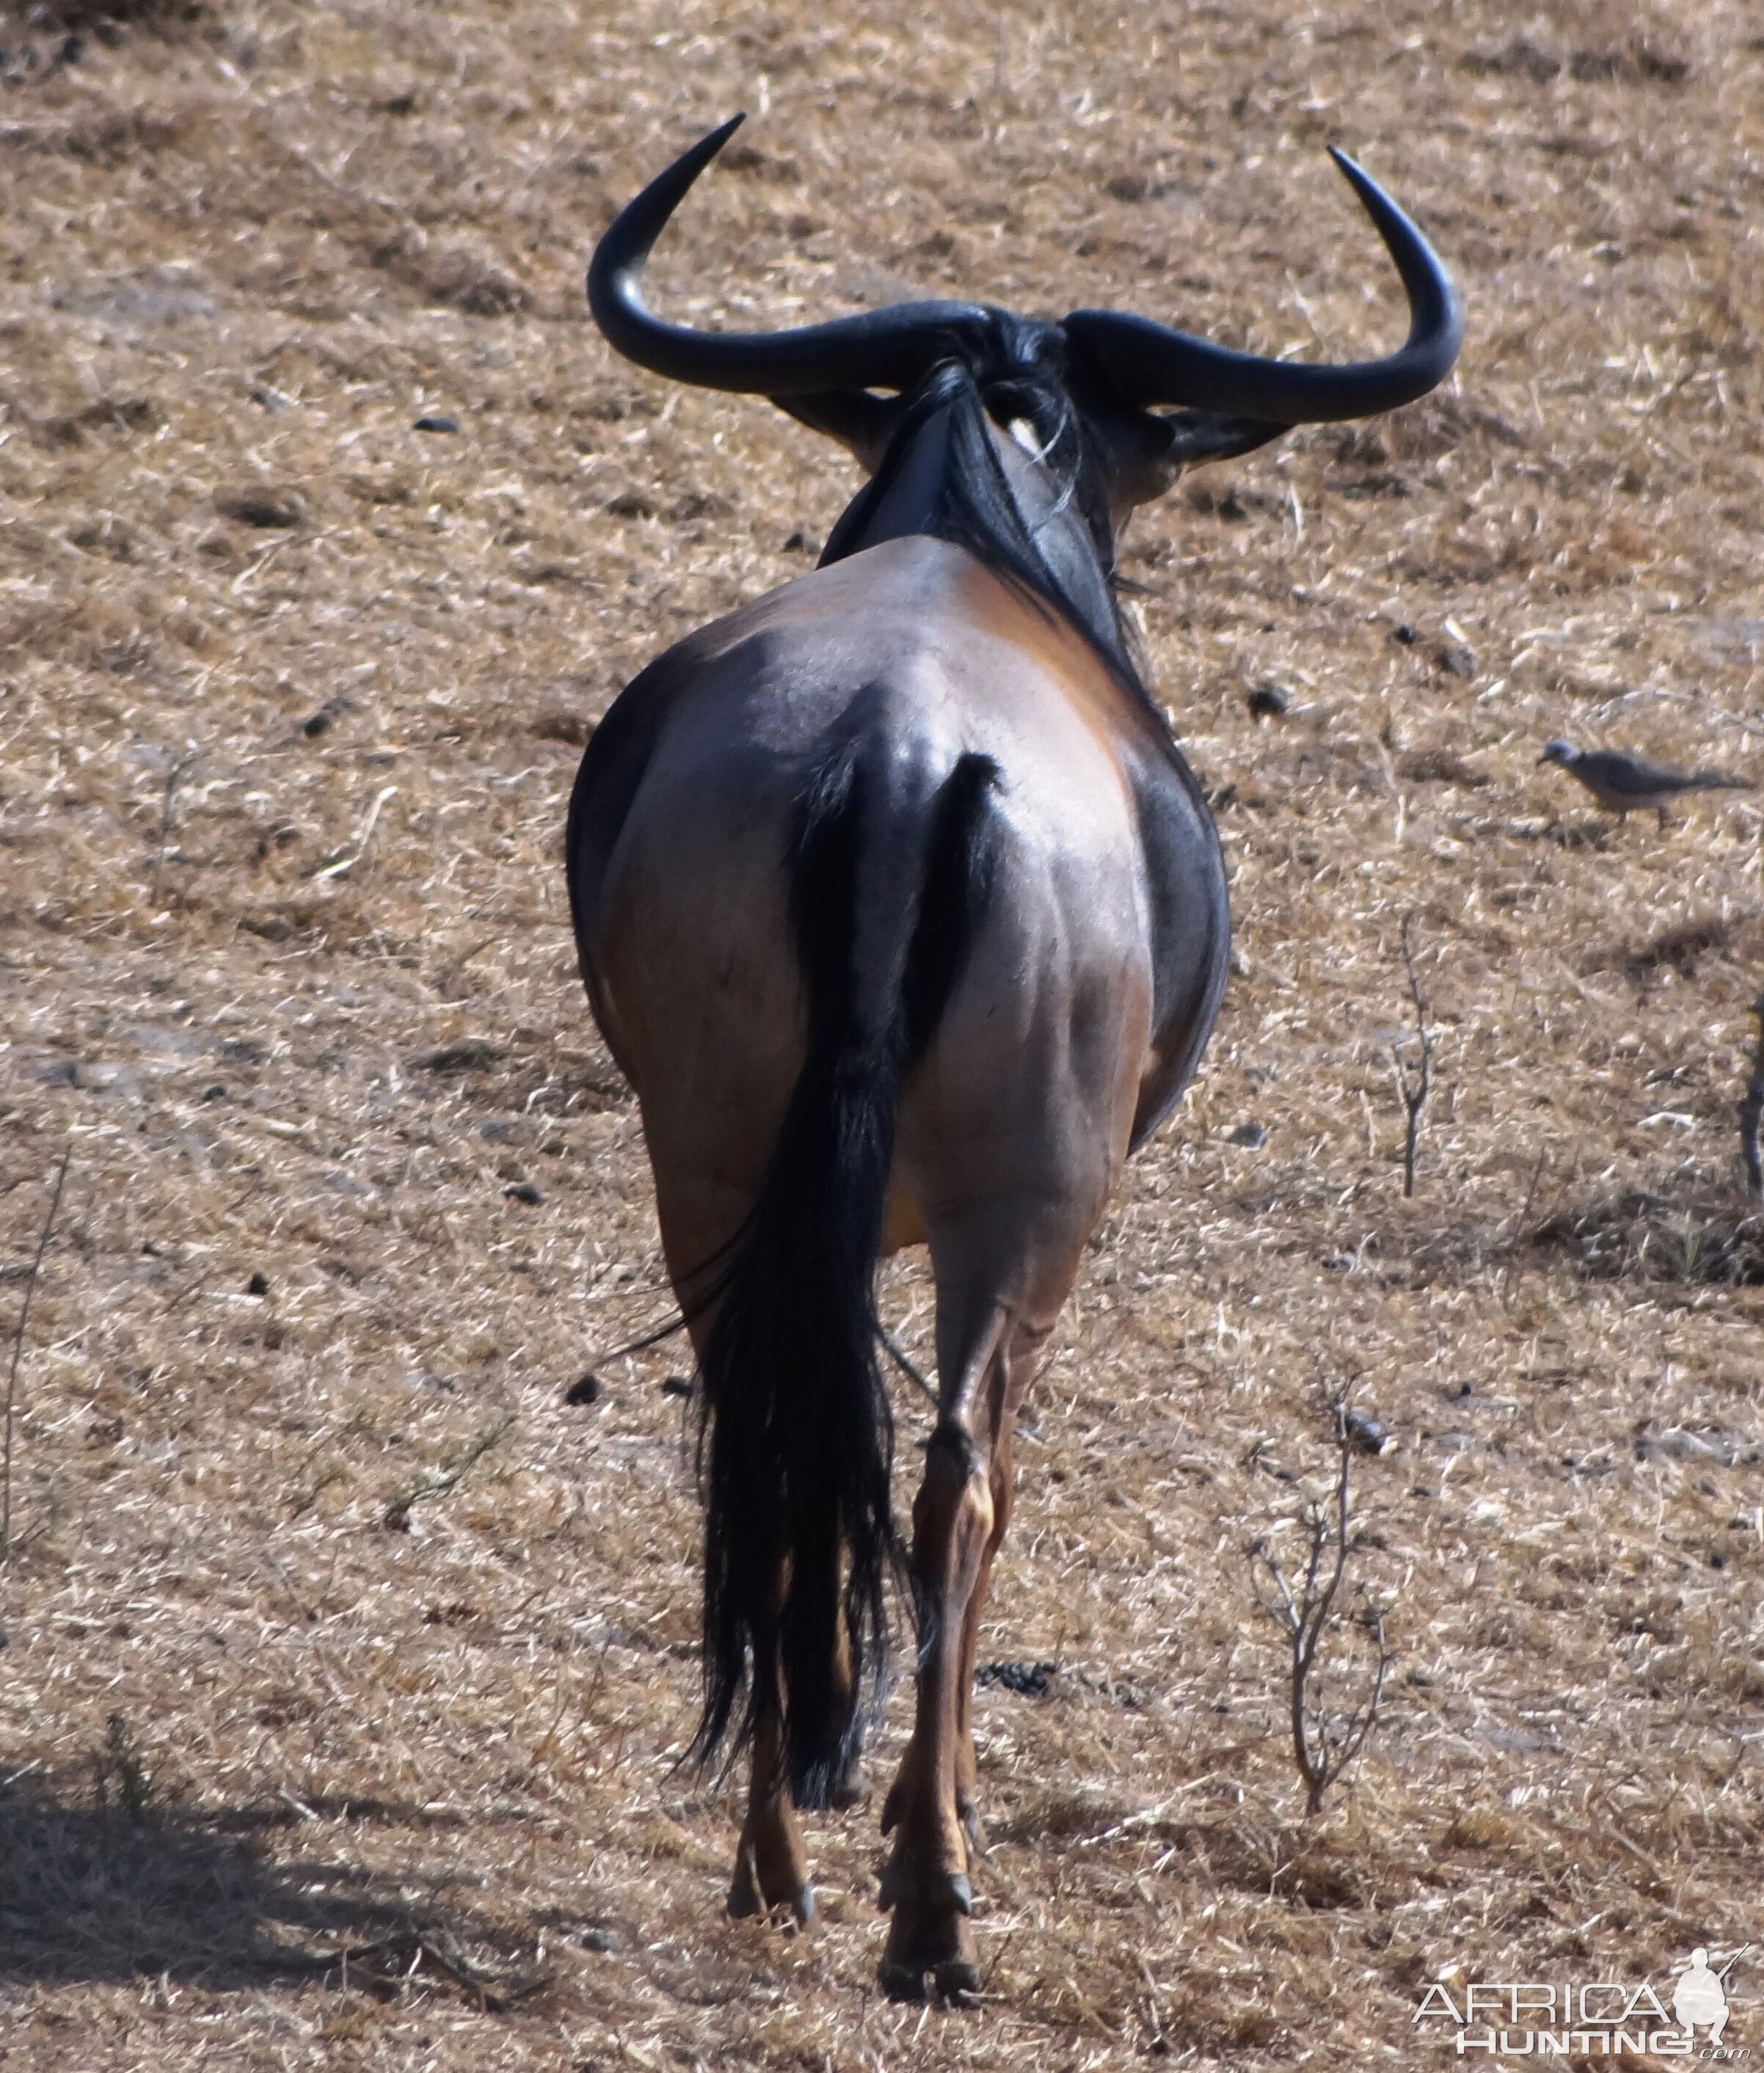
[692,744,999,1807]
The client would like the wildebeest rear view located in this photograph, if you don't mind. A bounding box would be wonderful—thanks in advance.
[8,6,1763,2063]
[569,114,1461,1997]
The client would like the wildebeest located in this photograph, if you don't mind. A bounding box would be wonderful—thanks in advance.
[567,116,1460,1998]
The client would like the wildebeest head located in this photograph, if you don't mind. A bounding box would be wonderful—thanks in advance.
[588,114,1463,529]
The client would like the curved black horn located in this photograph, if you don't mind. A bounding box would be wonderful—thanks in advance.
[588,115,1001,396]
[1063,150,1462,421]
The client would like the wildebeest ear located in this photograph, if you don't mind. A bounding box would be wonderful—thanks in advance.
[1156,410,1287,470]
[1081,387,1289,517]
[773,389,903,471]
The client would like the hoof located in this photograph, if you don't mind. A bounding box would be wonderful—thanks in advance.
[728,1846,814,1926]
[728,1880,814,1926]
[880,1901,978,2003]
[935,1956,983,2003]
[878,1955,979,2005]
[878,1955,927,2003]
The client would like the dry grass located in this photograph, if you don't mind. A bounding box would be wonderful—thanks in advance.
[2,0,1762,2063]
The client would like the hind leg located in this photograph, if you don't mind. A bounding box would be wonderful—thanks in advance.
[652,1166,820,1928]
[878,1228,1082,2000]
[877,1412,998,1996]
[726,1567,867,1925]
[727,1672,815,1924]
[952,1425,1020,1849]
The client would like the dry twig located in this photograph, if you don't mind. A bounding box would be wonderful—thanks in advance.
[1390,911,1434,1199]
[311,782,399,884]
[3,1147,71,1561]
[382,1416,513,1531]
[152,747,200,894]
[1740,993,1764,1198]
[1250,1399,1392,1815]
[271,1924,551,2010]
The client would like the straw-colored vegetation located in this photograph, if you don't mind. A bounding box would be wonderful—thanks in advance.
[2,0,1761,2063]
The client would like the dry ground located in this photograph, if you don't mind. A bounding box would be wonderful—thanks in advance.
[2,0,1763,2065]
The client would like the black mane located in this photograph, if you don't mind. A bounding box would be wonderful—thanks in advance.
[817,318,1159,718]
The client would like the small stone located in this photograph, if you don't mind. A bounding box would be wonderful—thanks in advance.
[302,709,332,737]
[201,1083,227,1102]
[216,490,303,530]
[1247,683,1289,719]
[1391,623,1417,646]
[415,1040,503,1074]
[503,1180,544,1206]
[413,413,461,434]
[246,1271,269,1297]
[566,1372,602,1406]
[660,1374,693,1399]
[1225,1121,1267,1148]
[578,1927,615,1953]
[1435,641,1475,680]
[529,704,590,747]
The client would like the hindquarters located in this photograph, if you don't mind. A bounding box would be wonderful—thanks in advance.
[580,699,1004,1806]
[692,741,1002,1807]
[862,773,1165,1997]
[903,728,1165,1223]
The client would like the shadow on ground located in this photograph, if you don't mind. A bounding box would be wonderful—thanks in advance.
[0,1763,538,2000]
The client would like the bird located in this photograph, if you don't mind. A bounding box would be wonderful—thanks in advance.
[1538,738,1752,829]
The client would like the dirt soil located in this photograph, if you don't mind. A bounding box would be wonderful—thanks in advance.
[2,0,1762,2066]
